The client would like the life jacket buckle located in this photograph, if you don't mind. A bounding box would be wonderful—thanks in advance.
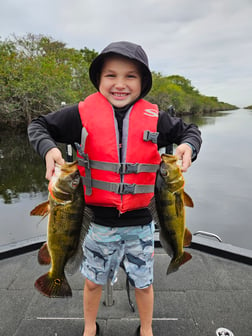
[143,130,159,144]
[120,163,138,174]
[82,154,90,169]
[118,183,136,194]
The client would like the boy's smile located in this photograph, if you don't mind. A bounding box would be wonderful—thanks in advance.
[99,56,142,108]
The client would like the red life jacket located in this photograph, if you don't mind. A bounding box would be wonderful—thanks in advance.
[77,92,160,213]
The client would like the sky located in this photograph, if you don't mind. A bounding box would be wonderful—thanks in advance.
[1,0,252,107]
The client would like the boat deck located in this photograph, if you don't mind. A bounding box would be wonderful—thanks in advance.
[1,245,251,336]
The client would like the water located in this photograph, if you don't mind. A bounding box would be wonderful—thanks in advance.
[0,109,251,251]
[0,134,48,252]
[182,109,252,250]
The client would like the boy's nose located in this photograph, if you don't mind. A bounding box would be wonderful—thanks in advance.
[115,78,126,88]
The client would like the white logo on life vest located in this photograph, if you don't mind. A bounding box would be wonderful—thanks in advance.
[144,109,158,117]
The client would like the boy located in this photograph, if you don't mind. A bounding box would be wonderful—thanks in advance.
[28,41,202,336]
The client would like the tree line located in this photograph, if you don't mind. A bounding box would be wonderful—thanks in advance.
[0,34,238,131]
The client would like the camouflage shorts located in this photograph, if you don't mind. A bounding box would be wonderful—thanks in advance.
[80,222,155,289]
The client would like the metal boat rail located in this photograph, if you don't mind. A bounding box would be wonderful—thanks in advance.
[1,230,251,264]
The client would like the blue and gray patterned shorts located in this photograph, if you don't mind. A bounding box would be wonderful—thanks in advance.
[80,221,155,289]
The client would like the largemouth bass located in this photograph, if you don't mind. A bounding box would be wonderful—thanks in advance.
[152,154,194,274]
[30,161,91,297]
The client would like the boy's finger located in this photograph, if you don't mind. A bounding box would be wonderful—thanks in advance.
[181,153,191,172]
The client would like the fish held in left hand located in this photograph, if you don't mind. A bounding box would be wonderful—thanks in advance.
[150,154,194,275]
[30,161,91,298]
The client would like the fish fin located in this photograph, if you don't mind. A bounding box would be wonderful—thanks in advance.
[159,229,173,257]
[175,192,183,216]
[65,206,93,275]
[148,197,160,228]
[81,206,93,239]
[183,191,194,207]
[34,272,72,297]
[30,201,50,217]
[166,251,192,275]
[38,242,51,265]
[183,227,192,247]
[65,249,84,276]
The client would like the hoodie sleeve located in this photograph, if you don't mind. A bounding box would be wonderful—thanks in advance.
[27,104,82,159]
[157,110,202,160]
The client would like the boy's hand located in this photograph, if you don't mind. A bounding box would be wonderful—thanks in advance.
[175,143,192,172]
[45,148,65,180]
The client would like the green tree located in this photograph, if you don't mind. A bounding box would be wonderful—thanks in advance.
[147,72,237,115]
[0,34,97,129]
[0,34,238,131]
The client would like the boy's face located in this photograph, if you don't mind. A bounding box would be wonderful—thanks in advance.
[99,56,142,108]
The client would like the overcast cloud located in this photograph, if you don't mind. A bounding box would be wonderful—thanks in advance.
[1,0,252,107]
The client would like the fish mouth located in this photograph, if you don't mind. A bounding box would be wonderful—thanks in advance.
[161,153,178,163]
[55,161,78,172]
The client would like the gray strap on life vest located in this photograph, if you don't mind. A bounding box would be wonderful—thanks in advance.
[119,162,159,174]
[76,126,159,195]
[81,127,89,152]
[143,130,159,144]
[78,159,119,172]
[81,177,154,195]
[75,127,93,195]
[78,159,159,174]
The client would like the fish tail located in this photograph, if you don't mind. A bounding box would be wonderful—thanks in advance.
[166,251,192,275]
[34,272,72,298]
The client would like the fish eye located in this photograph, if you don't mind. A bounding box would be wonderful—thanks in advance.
[71,176,80,187]
[160,166,168,176]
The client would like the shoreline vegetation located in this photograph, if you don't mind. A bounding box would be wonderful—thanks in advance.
[0,33,242,131]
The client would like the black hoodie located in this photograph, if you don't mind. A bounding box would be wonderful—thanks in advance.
[89,41,152,99]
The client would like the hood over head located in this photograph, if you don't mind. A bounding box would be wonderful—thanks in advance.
[89,41,152,98]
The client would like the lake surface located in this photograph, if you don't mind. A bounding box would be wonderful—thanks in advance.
[182,109,252,251]
[0,109,252,252]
